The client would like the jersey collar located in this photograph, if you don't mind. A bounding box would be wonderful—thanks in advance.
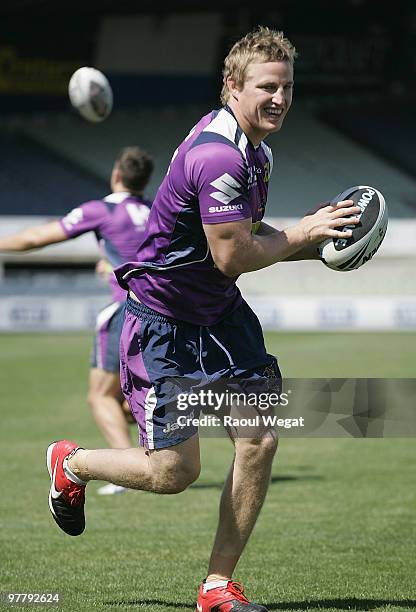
[103,191,132,204]
[223,104,260,150]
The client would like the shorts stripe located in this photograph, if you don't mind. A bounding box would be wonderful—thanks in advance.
[91,301,123,372]
[144,387,157,450]
[95,301,121,331]
[96,303,121,370]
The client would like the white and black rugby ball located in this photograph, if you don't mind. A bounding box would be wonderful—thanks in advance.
[319,185,388,271]
[68,67,113,123]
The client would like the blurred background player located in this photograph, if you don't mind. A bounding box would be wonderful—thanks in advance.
[0,146,153,495]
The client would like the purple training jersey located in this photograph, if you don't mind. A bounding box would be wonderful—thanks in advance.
[60,192,152,301]
[115,106,273,325]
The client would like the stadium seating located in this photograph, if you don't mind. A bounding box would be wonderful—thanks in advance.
[0,129,108,216]
[15,103,416,218]
[1,105,415,331]
[323,106,416,181]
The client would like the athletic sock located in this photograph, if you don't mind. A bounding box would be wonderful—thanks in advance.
[203,580,229,593]
[63,454,87,486]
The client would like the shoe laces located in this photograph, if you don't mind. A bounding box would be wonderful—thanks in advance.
[227,582,249,603]
[65,484,85,507]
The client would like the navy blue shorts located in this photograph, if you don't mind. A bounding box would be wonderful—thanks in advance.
[90,301,125,373]
[120,297,281,449]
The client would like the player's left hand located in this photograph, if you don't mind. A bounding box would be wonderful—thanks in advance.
[95,258,113,281]
[304,201,330,216]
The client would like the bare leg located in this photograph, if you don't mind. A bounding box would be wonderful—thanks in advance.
[207,429,278,580]
[68,434,201,494]
[88,368,131,449]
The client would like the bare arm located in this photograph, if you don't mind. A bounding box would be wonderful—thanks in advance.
[0,221,68,252]
[254,221,279,236]
[256,221,318,260]
[203,200,360,277]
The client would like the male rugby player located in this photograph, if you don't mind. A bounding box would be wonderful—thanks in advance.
[0,147,153,494]
[46,28,361,610]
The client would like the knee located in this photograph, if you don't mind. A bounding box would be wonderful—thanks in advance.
[87,386,116,409]
[165,467,200,493]
[259,430,279,457]
[87,390,96,409]
[152,458,201,494]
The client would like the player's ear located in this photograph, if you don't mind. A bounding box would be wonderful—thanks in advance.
[111,163,121,189]
[226,76,241,101]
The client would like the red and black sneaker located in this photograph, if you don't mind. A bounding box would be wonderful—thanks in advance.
[196,581,268,611]
[46,440,86,536]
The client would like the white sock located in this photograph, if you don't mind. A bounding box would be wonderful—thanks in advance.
[203,580,228,593]
[63,455,87,486]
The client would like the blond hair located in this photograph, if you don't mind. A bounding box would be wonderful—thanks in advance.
[221,26,297,105]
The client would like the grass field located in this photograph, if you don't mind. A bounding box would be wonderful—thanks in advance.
[1,332,415,612]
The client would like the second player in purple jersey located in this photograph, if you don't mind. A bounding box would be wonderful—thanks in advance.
[116,105,273,325]
[0,146,154,494]
[61,191,151,301]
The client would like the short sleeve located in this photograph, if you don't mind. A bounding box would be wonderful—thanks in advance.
[59,201,104,238]
[185,142,252,224]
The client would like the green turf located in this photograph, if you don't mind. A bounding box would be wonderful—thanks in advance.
[1,333,415,611]
[265,332,416,378]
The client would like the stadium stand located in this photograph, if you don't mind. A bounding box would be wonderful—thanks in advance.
[323,105,416,182]
[14,104,416,218]
[0,128,108,215]
[1,104,415,331]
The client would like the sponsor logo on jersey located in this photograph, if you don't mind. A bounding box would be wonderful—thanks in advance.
[247,165,264,188]
[125,203,150,228]
[247,167,257,188]
[209,173,241,204]
[247,163,270,188]
[62,207,83,229]
[208,204,244,214]
[264,161,271,183]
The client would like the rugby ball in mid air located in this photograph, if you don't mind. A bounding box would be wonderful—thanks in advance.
[68,67,113,122]
[319,185,388,271]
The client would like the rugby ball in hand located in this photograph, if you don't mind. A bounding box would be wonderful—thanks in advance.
[319,185,388,271]
[68,67,113,122]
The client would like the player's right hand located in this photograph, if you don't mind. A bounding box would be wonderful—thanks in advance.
[298,199,361,244]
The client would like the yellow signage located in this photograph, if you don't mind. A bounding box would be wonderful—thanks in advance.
[0,47,82,95]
